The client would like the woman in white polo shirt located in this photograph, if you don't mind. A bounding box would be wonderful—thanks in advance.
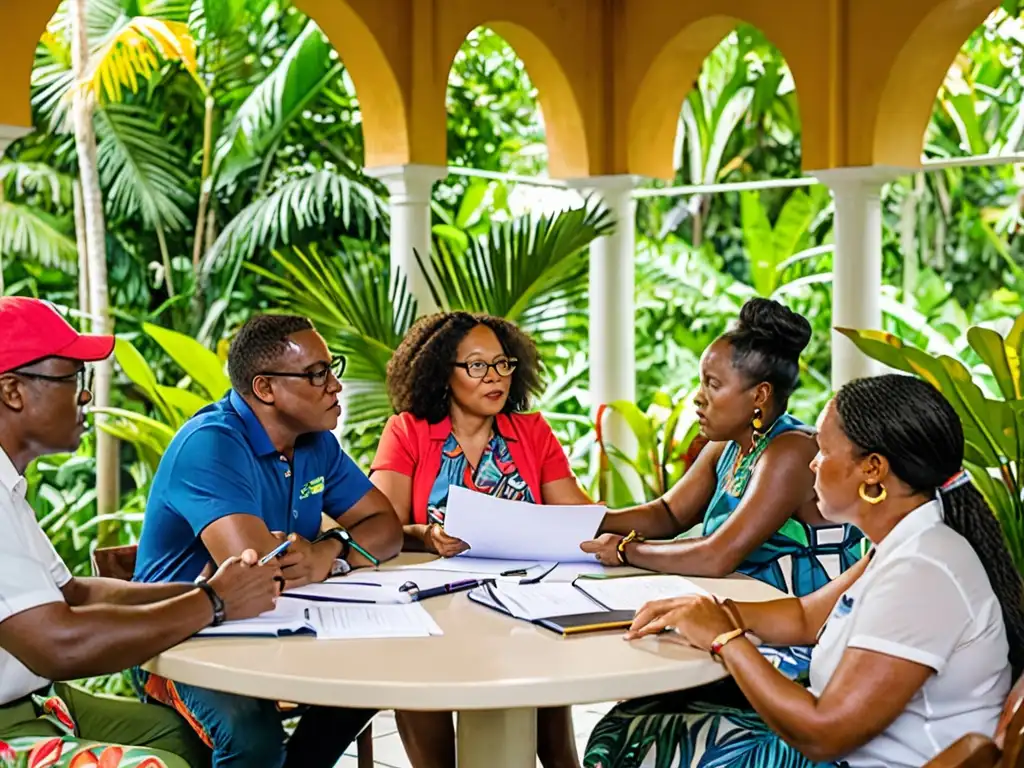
[584,374,1024,768]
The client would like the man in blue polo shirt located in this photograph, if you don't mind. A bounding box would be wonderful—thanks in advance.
[134,314,403,768]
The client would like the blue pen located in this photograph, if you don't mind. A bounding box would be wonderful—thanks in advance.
[259,539,292,566]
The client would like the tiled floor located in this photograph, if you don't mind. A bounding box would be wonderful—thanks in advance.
[335,703,615,768]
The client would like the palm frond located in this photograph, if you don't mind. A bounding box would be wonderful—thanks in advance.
[213,20,340,189]
[95,104,194,230]
[0,202,77,269]
[247,244,415,429]
[417,200,614,351]
[81,16,200,104]
[0,162,73,207]
[201,169,387,279]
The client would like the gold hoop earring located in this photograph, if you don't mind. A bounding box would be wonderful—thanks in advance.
[858,483,887,505]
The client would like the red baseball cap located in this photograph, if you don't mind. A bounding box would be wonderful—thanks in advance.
[0,297,115,374]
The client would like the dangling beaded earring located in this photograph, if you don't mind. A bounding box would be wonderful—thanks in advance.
[750,407,765,451]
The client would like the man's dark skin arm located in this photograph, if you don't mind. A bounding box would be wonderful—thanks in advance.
[0,552,280,681]
[203,488,402,589]
[62,578,194,607]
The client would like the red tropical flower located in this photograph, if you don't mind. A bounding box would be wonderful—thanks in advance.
[0,740,16,767]
[134,758,168,768]
[27,738,63,768]
[97,746,123,768]
[41,696,76,733]
[68,749,99,768]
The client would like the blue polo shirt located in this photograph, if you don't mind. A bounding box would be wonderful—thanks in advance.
[134,390,373,584]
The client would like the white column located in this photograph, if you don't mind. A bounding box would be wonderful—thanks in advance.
[812,168,899,389]
[366,164,447,317]
[0,125,30,159]
[572,175,641,495]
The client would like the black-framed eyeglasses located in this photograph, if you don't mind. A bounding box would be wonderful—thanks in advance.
[453,358,518,379]
[258,355,346,388]
[13,366,92,405]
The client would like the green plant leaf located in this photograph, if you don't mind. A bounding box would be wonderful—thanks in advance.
[143,322,230,400]
[156,385,210,418]
[113,338,174,424]
[740,191,776,296]
[967,326,1019,400]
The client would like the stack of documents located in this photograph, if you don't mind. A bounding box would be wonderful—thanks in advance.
[468,574,708,636]
[196,598,443,639]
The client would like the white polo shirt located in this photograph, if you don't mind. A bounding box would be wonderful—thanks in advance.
[809,500,1011,768]
[0,446,72,705]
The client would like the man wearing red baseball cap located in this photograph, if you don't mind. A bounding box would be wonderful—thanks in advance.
[0,297,281,766]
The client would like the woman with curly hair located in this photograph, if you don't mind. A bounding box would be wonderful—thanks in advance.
[371,311,588,768]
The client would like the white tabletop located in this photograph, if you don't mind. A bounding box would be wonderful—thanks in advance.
[144,556,784,711]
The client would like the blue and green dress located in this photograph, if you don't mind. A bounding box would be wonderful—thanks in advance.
[582,414,864,768]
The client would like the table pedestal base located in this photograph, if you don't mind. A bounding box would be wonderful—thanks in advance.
[457,707,537,767]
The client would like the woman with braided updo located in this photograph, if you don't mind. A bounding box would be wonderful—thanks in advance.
[371,312,589,768]
[583,298,864,601]
[583,374,1024,768]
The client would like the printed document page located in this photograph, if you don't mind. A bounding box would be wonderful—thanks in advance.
[444,486,605,562]
[490,582,604,621]
[196,599,309,637]
[309,603,443,639]
[576,575,709,612]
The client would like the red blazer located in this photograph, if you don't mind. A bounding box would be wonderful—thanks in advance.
[370,411,575,525]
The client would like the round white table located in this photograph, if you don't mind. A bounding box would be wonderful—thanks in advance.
[145,557,784,766]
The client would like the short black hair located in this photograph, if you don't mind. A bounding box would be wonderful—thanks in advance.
[836,374,1024,678]
[386,312,540,423]
[721,298,812,406]
[228,314,314,395]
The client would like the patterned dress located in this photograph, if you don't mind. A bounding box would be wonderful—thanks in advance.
[582,414,864,768]
[426,431,534,526]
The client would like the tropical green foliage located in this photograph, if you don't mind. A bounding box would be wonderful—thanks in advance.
[5,2,1024,580]
[838,319,1024,574]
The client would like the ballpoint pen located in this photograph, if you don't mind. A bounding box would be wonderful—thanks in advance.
[408,578,485,601]
[259,539,292,566]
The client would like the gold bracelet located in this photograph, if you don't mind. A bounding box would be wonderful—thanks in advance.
[616,530,638,565]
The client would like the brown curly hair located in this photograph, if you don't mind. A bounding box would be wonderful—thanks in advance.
[387,312,541,423]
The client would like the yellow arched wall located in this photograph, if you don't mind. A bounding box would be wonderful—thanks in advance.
[855,0,1002,168]
[289,0,412,169]
[619,4,830,180]
[0,1,61,129]
[3,0,1006,176]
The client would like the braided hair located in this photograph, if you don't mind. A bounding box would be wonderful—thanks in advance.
[835,374,1024,677]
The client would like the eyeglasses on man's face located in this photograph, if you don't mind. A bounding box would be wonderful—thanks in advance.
[453,358,518,379]
[13,365,93,405]
[258,355,347,388]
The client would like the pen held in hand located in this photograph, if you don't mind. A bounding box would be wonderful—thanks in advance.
[259,539,292,566]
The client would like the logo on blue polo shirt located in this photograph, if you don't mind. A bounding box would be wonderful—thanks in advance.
[299,475,325,500]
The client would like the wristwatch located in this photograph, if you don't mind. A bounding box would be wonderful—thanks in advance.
[313,528,351,561]
[329,558,352,577]
[194,576,226,626]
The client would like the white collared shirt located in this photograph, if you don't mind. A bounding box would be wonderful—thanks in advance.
[809,500,1011,768]
[0,446,72,705]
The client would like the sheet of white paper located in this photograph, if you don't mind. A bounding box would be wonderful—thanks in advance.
[396,557,544,576]
[575,575,709,612]
[196,600,309,637]
[491,582,604,621]
[542,562,619,582]
[285,570,477,604]
[309,603,443,639]
[443,486,605,562]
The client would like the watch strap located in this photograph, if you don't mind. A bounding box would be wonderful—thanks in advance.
[194,576,226,626]
[314,529,351,561]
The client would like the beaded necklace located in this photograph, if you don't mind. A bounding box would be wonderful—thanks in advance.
[722,419,777,496]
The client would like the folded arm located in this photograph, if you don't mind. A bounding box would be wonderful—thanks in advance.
[61,578,195,608]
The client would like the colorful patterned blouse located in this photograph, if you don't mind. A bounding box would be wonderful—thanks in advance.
[426,432,535,526]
